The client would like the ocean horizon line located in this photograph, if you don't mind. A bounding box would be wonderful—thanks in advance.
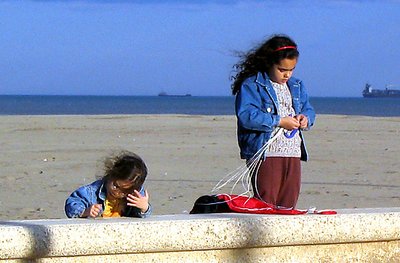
[0,94,368,98]
[1,95,399,117]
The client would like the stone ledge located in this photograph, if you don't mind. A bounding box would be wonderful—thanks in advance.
[1,207,400,261]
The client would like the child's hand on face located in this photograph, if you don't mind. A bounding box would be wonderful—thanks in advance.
[295,114,308,129]
[82,204,102,218]
[126,190,149,213]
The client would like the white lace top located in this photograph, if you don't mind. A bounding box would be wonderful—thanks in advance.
[265,81,301,158]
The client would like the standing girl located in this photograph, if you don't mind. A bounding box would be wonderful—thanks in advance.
[65,151,151,218]
[232,34,315,209]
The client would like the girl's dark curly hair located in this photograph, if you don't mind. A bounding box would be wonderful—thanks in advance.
[231,34,299,95]
[103,151,147,191]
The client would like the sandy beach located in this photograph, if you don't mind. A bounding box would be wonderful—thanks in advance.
[0,114,399,220]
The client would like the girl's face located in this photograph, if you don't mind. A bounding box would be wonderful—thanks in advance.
[268,58,297,84]
[106,179,136,199]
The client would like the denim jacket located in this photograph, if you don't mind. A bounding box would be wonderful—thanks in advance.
[65,179,152,218]
[235,72,315,161]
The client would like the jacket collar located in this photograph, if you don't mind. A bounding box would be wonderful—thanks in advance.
[255,72,269,87]
[255,72,278,109]
[98,179,107,201]
[255,72,299,88]
[254,72,301,108]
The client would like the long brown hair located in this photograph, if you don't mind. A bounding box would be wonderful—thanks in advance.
[231,34,299,95]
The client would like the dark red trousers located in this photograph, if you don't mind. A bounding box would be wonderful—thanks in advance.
[251,157,301,208]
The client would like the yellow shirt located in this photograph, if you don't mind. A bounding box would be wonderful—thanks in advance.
[103,198,125,218]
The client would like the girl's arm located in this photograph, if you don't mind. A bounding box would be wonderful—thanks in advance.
[235,81,280,132]
[138,187,152,218]
[298,81,316,129]
[65,186,97,218]
[125,187,152,218]
[81,204,102,218]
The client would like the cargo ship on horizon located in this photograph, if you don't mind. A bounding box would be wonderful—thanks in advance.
[158,91,192,97]
[362,83,400,98]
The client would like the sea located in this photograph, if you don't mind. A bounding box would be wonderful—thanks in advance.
[0,95,400,117]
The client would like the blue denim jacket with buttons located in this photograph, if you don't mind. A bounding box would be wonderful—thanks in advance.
[65,179,152,218]
[235,72,315,161]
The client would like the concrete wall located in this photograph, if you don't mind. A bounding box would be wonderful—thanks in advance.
[1,207,400,262]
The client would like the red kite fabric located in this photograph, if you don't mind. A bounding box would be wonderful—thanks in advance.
[190,194,336,215]
[218,194,337,215]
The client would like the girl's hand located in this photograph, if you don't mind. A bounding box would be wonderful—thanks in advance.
[295,114,308,129]
[279,116,300,130]
[82,204,102,218]
[126,190,149,213]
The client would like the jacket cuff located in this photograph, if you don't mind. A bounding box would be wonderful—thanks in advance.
[272,115,281,128]
[140,204,152,218]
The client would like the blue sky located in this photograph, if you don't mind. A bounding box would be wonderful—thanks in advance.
[1,0,399,97]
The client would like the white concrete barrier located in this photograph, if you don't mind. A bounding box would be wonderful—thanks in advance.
[1,208,400,262]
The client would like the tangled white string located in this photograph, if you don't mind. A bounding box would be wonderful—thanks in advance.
[211,127,284,197]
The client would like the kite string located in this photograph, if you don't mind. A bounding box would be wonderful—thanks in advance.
[212,127,284,197]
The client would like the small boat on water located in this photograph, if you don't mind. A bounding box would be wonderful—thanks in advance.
[362,83,400,98]
[158,91,192,97]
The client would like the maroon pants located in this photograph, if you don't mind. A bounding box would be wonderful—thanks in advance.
[251,157,301,208]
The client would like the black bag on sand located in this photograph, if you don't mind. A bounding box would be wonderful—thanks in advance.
[190,195,231,214]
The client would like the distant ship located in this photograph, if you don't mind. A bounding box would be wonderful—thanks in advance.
[158,91,192,97]
[362,83,400,98]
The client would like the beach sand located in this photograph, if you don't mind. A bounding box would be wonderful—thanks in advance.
[0,114,399,220]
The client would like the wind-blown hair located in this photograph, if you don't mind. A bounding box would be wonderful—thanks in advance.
[231,34,299,95]
[102,151,147,191]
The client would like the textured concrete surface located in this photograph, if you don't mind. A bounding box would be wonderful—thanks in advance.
[1,208,400,262]
[2,241,400,263]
